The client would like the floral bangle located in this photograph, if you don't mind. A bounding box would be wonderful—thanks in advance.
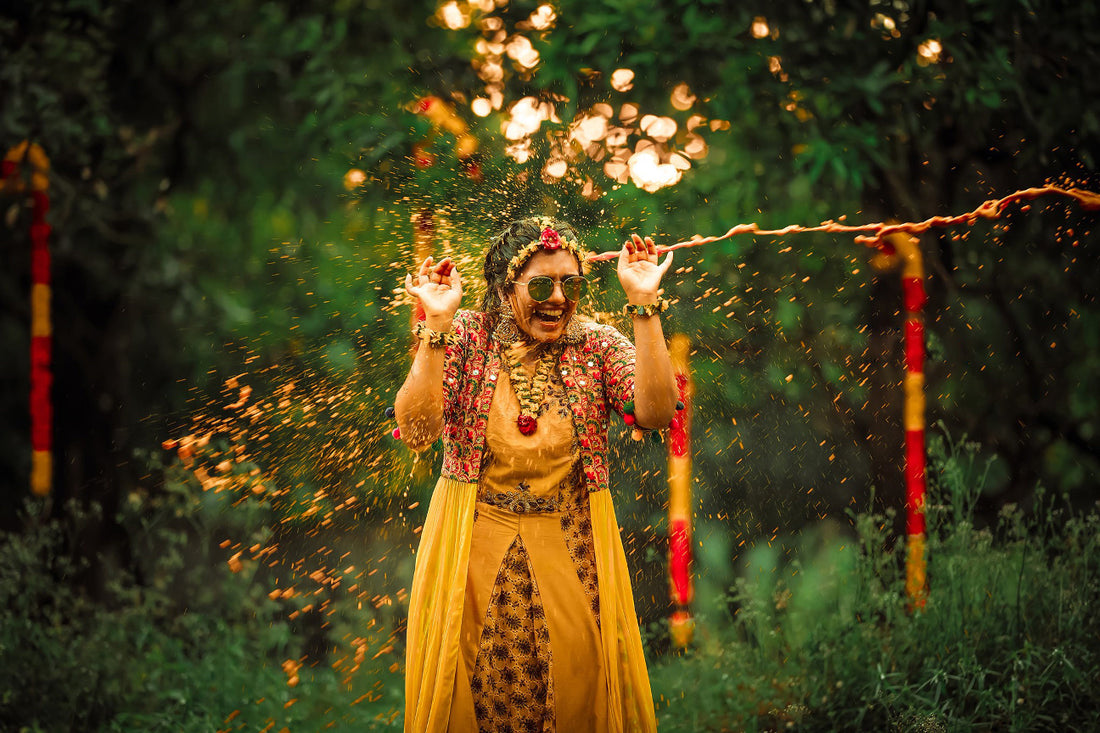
[413,321,457,348]
[622,298,670,317]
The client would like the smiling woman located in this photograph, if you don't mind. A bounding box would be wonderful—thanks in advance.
[394,215,677,732]
[504,247,585,345]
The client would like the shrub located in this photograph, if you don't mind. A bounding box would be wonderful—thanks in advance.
[651,432,1100,732]
[0,482,403,732]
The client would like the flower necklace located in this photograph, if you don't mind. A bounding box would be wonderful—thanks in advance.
[504,344,560,436]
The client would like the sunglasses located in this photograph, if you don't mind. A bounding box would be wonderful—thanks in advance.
[515,275,589,303]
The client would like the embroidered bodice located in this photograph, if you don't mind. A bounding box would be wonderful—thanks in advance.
[440,309,636,493]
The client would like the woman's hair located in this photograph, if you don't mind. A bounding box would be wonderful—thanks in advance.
[480,215,583,312]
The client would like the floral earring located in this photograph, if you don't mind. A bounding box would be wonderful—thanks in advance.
[494,298,520,345]
[563,317,585,344]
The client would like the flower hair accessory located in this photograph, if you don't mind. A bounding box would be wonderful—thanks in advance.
[539,226,561,250]
[504,216,589,284]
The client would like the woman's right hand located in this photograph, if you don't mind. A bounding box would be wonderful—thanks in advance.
[405,256,463,328]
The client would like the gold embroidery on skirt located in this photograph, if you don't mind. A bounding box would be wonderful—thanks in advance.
[470,536,555,733]
[560,500,600,626]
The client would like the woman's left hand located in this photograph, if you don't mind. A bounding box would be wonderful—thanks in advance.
[617,233,674,305]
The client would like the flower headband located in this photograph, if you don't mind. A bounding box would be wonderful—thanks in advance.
[503,216,590,284]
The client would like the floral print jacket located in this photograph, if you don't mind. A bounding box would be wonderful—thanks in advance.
[440,309,635,493]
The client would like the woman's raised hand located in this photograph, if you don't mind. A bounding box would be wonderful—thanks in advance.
[616,233,673,305]
[405,256,463,327]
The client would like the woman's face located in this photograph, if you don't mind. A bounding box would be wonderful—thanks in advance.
[505,249,583,344]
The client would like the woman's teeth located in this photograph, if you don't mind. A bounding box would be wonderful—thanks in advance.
[535,309,563,322]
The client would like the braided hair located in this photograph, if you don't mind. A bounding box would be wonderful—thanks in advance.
[480,215,584,313]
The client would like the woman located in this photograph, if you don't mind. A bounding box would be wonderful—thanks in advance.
[395,215,677,732]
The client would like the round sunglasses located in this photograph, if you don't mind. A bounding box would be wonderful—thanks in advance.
[515,275,589,302]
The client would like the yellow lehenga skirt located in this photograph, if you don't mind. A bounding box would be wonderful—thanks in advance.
[404,370,656,733]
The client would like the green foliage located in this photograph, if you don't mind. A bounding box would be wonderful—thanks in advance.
[650,435,1100,731]
[0,0,450,508]
[4,0,1098,524]
[414,0,1100,515]
[2,0,1100,726]
[0,485,403,731]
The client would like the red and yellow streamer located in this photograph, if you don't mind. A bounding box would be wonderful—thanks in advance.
[2,141,53,497]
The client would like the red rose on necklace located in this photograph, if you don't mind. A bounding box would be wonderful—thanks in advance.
[540,227,561,249]
[516,414,538,435]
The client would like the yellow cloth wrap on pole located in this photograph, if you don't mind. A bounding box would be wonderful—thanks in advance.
[31,284,51,337]
[903,372,925,432]
[906,533,927,604]
[31,450,52,497]
[668,459,691,519]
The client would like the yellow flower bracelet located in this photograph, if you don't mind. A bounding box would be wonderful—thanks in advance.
[413,320,457,348]
[622,298,671,317]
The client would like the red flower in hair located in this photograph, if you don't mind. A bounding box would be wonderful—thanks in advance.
[540,227,561,250]
[516,415,538,435]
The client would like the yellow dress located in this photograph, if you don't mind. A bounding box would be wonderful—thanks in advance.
[405,357,656,733]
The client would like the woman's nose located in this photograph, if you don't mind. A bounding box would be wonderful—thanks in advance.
[547,281,568,303]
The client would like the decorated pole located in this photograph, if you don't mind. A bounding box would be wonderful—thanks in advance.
[667,333,694,646]
[2,141,53,497]
[872,231,928,608]
[896,233,928,608]
[410,95,479,337]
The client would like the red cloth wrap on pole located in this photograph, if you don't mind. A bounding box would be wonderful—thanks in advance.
[32,246,50,285]
[905,319,925,374]
[669,518,691,606]
[903,276,927,313]
[30,337,52,451]
[31,190,50,219]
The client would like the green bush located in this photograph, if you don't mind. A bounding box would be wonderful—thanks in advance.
[651,432,1100,732]
[0,483,402,732]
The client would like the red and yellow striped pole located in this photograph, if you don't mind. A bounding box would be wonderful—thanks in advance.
[898,234,928,608]
[667,334,694,646]
[874,232,928,608]
[2,141,53,497]
[409,95,480,337]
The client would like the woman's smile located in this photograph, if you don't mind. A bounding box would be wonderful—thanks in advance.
[507,250,581,343]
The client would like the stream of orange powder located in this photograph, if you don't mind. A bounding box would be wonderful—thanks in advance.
[585,185,1100,262]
